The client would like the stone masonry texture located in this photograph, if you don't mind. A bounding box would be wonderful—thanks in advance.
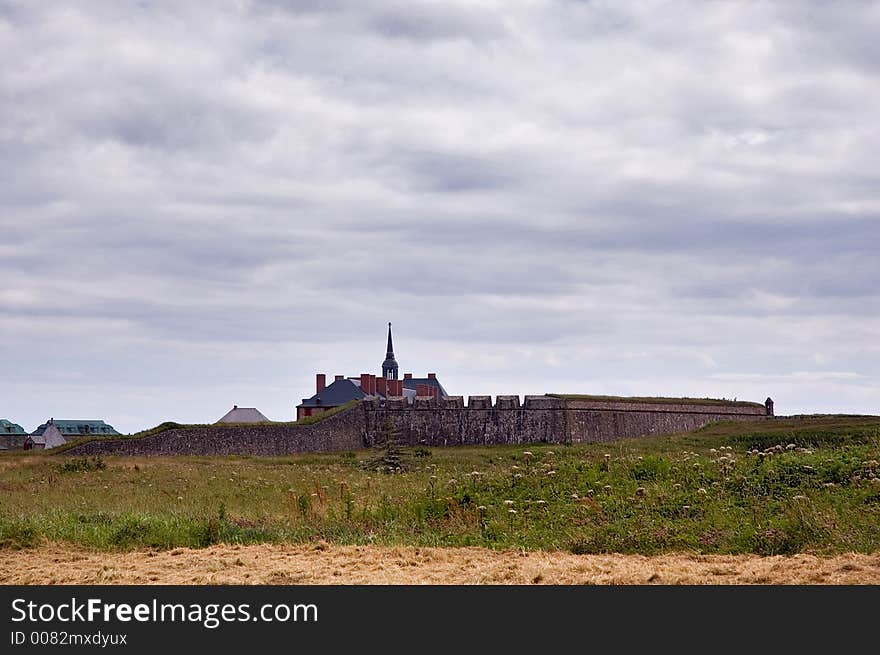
[62,396,768,457]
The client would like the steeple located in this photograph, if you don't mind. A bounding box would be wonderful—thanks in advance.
[381,322,399,380]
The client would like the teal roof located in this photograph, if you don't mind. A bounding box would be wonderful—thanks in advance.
[1,419,26,435]
[31,420,120,437]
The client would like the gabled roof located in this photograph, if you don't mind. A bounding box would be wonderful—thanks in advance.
[1,419,26,435]
[403,377,448,398]
[27,424,68,449]
[216,407,271,423]
[298,378,367,408]
[31,420,119,436]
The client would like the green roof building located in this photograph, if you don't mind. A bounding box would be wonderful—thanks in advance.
[0,419,28,450]
[1,419,26,435]
[25,419,120,450]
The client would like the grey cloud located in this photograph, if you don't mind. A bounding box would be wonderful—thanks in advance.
[2,1,879,431]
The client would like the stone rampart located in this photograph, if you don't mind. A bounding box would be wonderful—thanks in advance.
[62,396,769,456]
[63,405,365,457]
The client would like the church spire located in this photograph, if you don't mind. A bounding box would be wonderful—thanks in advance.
[381,322,399,380]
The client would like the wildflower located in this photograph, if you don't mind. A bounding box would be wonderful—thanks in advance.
[508,509,517,515]
[792,495,807,501]
[571,493,579,499]
[477,505,487,511]
[682,505,690,511]
[710,448,717,454]
[448,479,457,486]
[176,496,183,500]
[511,465,520,471]
[514,473,523,479]
[470,471,482,477]
[786,443,797,450]
[604,454,610,459]
[546,470,557,476]
[672,483,681,490]
[603,484,612,493]
[504,500,515,506]
[586,489,594,497]
[546,451,555,456]
[523,451,534,458]
[697,488,707,495]
[635,487,646,497]
[429,475,437,480]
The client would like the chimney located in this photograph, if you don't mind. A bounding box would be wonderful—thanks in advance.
[316,373,326,394]
[376,378,388,397]
[360,373,371,395]
[404,373,413,379]
[390,379,403,396]
[335,375,344,382]
[427,373,436,379]
[371,374,378,395]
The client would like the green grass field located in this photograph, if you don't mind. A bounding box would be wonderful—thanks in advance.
[2,415,879,555]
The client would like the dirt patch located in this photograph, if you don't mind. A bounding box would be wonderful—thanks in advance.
[2,545,880,584]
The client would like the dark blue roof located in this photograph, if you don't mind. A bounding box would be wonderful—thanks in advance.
[403,377,448,398]
[298,379,367,408]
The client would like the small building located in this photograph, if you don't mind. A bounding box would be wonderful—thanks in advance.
[296,323,448,420]
[216,406,271,424]
[24,418,120,450]
[0,419,27,450]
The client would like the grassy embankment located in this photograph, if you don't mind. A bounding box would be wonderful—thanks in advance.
[1,415,878,555]
[40,400,359,455]
[550,394,765,407]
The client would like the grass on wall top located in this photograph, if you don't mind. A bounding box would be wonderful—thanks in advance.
[549,394,766,408]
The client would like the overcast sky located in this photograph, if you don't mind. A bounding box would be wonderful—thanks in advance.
[2,1,879,433]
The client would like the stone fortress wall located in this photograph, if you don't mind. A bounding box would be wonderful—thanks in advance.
[63,395,771,457]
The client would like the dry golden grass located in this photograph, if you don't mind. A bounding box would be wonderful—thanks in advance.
[2,544,880,585]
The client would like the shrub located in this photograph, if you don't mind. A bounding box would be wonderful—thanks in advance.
[630,455,670,481]
[59,457,106,473]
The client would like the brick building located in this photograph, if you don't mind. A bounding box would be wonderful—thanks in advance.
[296,323,448,420]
